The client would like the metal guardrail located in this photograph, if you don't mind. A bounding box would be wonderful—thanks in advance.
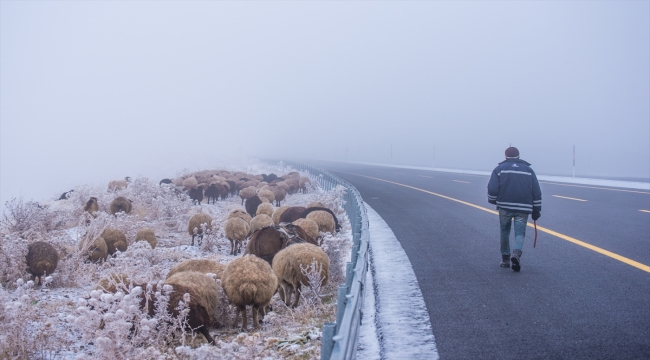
[279,161,369,360]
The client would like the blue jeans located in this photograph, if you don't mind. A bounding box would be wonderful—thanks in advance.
[499,209,528,255]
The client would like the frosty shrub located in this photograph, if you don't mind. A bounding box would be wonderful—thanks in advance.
[0,278,72,359]
[0,233,30,288]
[299,260,326,308]
[1,197,62,240]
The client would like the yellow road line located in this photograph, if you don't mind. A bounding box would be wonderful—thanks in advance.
[334,171,650,274]
[640,210,650,214]
[552,195,588,202]
[540,181,650,195]
[453,180,471,184]
[419,175,434,178]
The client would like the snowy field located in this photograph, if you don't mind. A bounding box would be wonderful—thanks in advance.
[0,162,352,359]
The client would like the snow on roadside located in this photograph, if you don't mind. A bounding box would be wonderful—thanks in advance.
[357,205,439,360]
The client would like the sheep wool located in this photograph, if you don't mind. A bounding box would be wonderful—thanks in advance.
[238,186,257,206]
[166,259,226,280]
[292,218,320,243]
[182,176,199,190]
[257,189,275,204]
[26,241,59,285]
[188,213,214,246]
[306,210,336,233]
[110,197,132,215]
[225,216,250,255]
[135,228,157,249]
[256,202,274,217]
[78,235,108,263]
[222,255,278,330]
[228,209,252,224]
[101,228,128,255]
[272,205,290,225]
[307,201,326,209]
[272,243,329,308]
[250,214,273,234]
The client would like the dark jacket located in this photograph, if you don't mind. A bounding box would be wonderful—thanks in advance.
[487,158,542,214]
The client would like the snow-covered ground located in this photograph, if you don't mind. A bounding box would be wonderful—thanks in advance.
[0,162,353,359]
[356,205,439,360]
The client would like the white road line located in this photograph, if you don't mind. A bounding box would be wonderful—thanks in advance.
[640,210,650,214]
[453,180,470,183]
[361,205,439,360]
[552,195,588,202]
[419,175,433,178]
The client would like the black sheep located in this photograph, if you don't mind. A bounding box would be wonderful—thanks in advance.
[245,195,263,218]
[189,186,204,205]
[204,184,219,204]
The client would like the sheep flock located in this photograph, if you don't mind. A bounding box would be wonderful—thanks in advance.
[0,163,352,359]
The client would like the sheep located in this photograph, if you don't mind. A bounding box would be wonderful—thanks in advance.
[272,243,329,308]
[225,179,238,196]
[83,197,99,215]
[222,255,278,330]
[279,206,307,223]
[246,225,308,265]
[188,213,214,246]
[250,214,273,234]
[172,177,184,187]
[143,271,219,344]
[245,195,263,218]
[256,202,274,217]
[135,228,157,249]
[285,178,299,194]
[58,190,74,200]
[239,186,257,205]
[108,177,131,191]
[253,175,264,182]
[110,196,132,215]
[298,176,311,193]
[228,209,252,224]
[270,186,286,207]
[101,228,128,255]
[78,235,108,263]
[225,217,250,256]
[159,178,173,185]
[292,218,320,244]
[204,184,220,204]
[255,181,268,190]
[307,201,325,208]
[257,189,275,204]
[189,185,205,205]
[272,206,290,225]
[182,176,198,190]
[26,241,59,285]
[306,210,336,234]
[302,207,341,232]
[239,180,258,191]
[166,259,226,280]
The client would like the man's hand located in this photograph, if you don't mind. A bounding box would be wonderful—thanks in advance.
[532,209,541,221]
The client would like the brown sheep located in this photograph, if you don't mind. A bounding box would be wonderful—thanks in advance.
[301,207,341,232]
[291,219,319,245]
[257,189,275,204]
[272,243,329,308]
[225,216,249,256]
[250,214,273,234]
[108,177,130,191]
[83,197,99,215]
[110,197,132,216]
[285,178,299,194]
[279,206,307,223]
[298,176,311,193]
[256,203,274,217]
[245,226,290,265]
[307,201,325,208]
[272,205,290,225]
[182,176,198,190]
[166,259,226,280]
[142,271,219,344]
[188,213,214,246]
[306,210,336,234]
[245,195,263,218]
[101,228,128,255]
[222,255,278,330]
[78,235,108,263]
[239,186,257,205]
[270,186,286,207]
[26,241,59,285]
[228,209,252,224]
[135,228,157,249]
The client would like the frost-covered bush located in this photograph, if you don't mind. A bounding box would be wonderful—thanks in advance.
[1,197,63,240]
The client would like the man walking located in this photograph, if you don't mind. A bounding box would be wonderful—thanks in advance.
[487,147,542,272]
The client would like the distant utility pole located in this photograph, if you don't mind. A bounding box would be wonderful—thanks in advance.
[573,145,576,178]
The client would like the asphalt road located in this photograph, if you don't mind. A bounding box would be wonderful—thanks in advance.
[310,161,650,360]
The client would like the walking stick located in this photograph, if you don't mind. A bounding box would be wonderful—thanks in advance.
[533,220,538,248]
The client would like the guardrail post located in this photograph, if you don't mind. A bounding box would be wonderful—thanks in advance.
[335,285,348,333]
[321,322,336,360]
[351,244,360,266]
[345,262,354,290]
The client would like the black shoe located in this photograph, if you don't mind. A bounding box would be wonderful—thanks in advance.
[500,255,510,268]
[511,249,522,272]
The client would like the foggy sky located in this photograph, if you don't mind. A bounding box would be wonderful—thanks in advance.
[1,1,649,206]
